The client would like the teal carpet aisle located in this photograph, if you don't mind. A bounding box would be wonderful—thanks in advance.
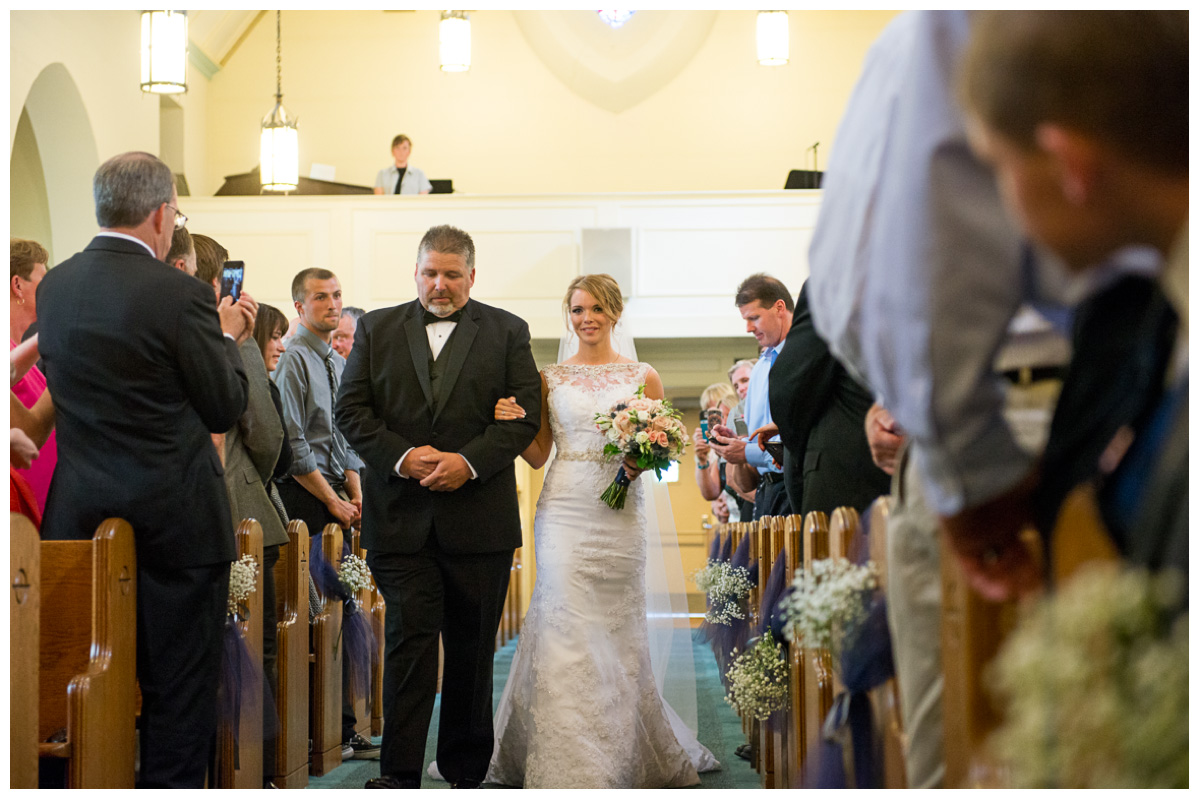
[309,635,762,789]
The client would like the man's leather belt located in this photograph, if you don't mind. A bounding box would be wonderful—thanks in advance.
[760,471,784,487]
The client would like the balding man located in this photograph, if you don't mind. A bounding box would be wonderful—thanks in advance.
[37,151,259,787]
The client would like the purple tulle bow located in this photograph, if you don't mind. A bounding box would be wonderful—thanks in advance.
[309,536,379,701]
[219,615,278,765]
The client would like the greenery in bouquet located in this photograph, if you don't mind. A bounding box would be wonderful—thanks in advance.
[593,384,688,509]
[779,557,879,658]
[724,634,788,721]
[227,553,259,618]
[693,559,755,625]
[987,566,1188,789]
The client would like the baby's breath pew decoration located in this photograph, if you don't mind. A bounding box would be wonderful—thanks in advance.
[987,566,1188,789]
[779,558,878,658]
[724,634,788,721]
[338,552,373,596]
[693,560,755,625]
[227,554,260,618]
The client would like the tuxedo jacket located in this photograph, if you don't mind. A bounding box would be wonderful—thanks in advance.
[769,281,890,516]
[37,236,249,569]
[335,298,541,555]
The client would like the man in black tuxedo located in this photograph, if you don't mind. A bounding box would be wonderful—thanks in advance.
[37,151,259,787]
[336,224,541,789]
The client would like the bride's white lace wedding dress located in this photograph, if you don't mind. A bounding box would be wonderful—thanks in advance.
[486,362,719,788]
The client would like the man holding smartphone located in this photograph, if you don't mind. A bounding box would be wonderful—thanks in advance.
[709,273,794,520]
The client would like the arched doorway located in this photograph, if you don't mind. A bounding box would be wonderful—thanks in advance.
[13,63,99,266]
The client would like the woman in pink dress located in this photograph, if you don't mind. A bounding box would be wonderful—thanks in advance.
[10,237,57,514]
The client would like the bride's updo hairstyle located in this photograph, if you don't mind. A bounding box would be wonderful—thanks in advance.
[563,273,624,329]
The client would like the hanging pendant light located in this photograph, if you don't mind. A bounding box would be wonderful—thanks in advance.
[440,11,471,73]
[756,11,789,66]
[260,10,299,192]
[140,10,189,94]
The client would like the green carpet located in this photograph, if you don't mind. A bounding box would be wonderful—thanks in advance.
[309,635,762,789]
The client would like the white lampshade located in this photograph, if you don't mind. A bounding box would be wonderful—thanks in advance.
[260,103,299,192]
[140,10,188,94]
[756,11,789,66]
[440,11,471,73]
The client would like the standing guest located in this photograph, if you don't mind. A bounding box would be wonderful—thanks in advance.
[724,358,757,520]
[693,382,748,523]
[166,226,197,277]
[37,151,256,788]
[272,267,375,761]
[961,9,1187,577]
[190,233,223,300]
[335,224,541,789]
[750,280,891,516]
[10,238,56,514]
[709,274,794,520]
[254,303,291,375]
[192,237,288,787]
[332,305,365,360]
[372,134,432,196]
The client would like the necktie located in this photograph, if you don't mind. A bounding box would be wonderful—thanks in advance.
[394,167,407,194]
[324,354,347,485]
[424,307,464,326]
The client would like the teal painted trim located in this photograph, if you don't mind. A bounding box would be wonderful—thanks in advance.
[189,43,220,79]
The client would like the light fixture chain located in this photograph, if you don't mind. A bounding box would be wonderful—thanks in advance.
[275,10,282,100]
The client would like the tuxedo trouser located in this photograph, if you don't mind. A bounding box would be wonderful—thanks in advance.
[367,536,513,783]
[274,480,359,741]
[136,562,229,788]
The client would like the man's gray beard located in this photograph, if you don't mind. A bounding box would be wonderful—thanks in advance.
[425,303,458,318]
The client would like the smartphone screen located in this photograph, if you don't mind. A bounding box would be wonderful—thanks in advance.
[704,408,725,434]
[220,260,245,301]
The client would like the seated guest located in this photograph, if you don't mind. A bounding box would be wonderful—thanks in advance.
[166,226,197,277]
[332,305,364,360]
[10,238,57,514]
[372,134,432,195]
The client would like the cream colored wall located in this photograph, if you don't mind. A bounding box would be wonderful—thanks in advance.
[10,11,212,255]
[202,10,898,196]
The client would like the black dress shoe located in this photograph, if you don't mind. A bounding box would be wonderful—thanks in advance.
[365,775,421,789]
[450,779,482,789]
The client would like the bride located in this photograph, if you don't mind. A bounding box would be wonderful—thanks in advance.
[482,274,718,788]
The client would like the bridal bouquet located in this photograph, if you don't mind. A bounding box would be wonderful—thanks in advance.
[778,558,879,659]
[693,560,755,625]
[987,566,1187,788]
[593,385,688,509]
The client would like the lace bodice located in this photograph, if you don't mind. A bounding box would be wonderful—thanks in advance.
[542,362,651,464]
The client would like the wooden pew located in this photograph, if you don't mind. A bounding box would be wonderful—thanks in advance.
[270,520,310,788]
[215,519,265,788]
[743,520,761,773]
[11,513,40,788]
[38,518,137,788]
[863,498,908,789]
[781,514,810,787]
[762,516,791,789]
[801,511,830,764]
[310,524,344,776]
[939,531,1020,787]
[753,517,775,787]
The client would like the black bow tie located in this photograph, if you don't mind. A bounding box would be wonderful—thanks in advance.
[423,307,463,326]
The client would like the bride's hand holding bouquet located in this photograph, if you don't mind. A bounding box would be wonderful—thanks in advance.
[594,385,688,509]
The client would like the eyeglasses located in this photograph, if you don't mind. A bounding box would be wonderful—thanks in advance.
[165,204,187,230]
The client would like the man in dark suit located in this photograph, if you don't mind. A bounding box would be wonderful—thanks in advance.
[758,280,891,516]
[37,151,259,787]
[336,224,541,789]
